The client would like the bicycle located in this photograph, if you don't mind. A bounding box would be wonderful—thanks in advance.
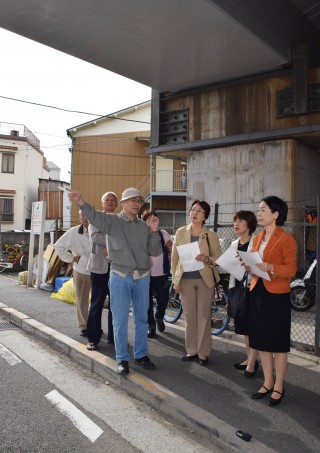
[1,242,29,271]
[0,260,13,273]
[164,274,230,335]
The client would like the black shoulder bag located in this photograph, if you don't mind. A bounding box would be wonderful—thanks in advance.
[227,273,249,319]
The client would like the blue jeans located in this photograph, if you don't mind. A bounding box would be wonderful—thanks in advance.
[109,271,150,362]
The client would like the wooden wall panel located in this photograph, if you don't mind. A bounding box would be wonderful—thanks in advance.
[162,69,320,142]
[71,130,153,225]
[152,196,186,210]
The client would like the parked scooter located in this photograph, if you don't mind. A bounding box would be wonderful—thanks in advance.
[290,259,317,311]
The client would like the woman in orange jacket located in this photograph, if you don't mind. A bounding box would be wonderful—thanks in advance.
[248,196,297,407]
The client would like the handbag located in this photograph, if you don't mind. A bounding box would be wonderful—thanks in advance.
[227,273,249,319]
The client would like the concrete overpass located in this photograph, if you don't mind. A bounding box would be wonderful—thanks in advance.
[0,0,319,92]
[1,0,319,216]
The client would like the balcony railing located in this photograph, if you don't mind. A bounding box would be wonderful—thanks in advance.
[0,122,40,150]
[151,170,187,192]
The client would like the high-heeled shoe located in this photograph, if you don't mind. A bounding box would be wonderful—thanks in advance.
[251,385,273,400]
[244,360,260,378]
[234,360,259,371]
[268,388,285,407]
[181,354,198,361]
[233,362,247,370]
[198,357,209,366]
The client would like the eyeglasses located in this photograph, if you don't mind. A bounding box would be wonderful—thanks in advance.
[128,197,143,204]
[104,198,117,203]
[190,208,205,215]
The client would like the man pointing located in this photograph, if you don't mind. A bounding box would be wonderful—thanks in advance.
[68,187,161,375]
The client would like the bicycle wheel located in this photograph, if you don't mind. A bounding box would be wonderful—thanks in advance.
[211,282,230,335]
[20,254,28,271]
[290,286,314,311]
[164,283,183,323]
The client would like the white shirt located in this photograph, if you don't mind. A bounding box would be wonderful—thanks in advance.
[228,237,253,289]
[54,224,91,275]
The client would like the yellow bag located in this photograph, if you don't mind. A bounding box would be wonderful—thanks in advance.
[51,278,76,305]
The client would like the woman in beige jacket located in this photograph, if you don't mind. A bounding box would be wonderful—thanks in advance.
[171,200,221,365]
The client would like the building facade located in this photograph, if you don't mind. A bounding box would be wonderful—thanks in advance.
[67,102,187,231]
[149,70,320,225]
[0,122,49,231]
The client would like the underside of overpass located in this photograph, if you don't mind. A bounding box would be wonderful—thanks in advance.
[0,0,319,92]
[1,0,319,212]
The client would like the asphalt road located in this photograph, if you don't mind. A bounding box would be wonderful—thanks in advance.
[0,326,218,453]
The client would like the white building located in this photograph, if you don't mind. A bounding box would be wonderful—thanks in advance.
[0,122,49,231]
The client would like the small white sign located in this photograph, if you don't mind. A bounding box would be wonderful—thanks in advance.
[31,201,45,234]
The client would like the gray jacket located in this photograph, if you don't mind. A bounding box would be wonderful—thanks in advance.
[86,222,109,274]
[80,202,162,275]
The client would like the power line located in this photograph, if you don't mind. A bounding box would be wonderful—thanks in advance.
[0,95,151,125]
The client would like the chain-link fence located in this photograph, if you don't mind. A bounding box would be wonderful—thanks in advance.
[207,199,319,355]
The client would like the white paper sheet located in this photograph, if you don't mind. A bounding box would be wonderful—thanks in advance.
[237,250,271,281]
[176,242,204,272]
[215,247,246,281]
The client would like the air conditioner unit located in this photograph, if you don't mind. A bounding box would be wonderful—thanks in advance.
[10,130,19,137]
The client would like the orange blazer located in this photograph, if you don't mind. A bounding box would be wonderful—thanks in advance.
[250,226,297,294]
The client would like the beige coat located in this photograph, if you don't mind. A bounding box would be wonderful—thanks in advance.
[171,224,221,288]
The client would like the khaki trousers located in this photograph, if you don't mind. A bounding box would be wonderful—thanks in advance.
[73,270,91,330]
[180,278,214,358]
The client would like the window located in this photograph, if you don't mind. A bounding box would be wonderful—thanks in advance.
[1,153,15,173]
[0,198,14,222]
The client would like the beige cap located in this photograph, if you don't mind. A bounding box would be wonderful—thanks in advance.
[120,187,144,202]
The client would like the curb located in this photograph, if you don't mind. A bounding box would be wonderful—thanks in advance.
[0,302,276,453]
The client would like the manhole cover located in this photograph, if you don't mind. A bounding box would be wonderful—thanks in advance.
[0,322,19,331]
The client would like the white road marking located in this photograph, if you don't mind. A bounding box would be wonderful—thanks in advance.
[0,343,22,365]
[45,390,103,443]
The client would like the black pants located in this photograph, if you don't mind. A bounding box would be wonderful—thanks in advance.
[87,270,114,344]
[147,274,169,327]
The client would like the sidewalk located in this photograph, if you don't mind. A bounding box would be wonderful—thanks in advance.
[0,274,319,453]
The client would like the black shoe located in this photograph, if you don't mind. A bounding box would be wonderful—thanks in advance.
[244,360,260,377]
[251,385,273,400]
[181,354,198,361]
[199,357,209,366]
[233,362,247,370]
[79,329,87,337]
[135,355,155,369]
[268,388,285,407]
[117,360,129,375]
[147,328,156,338]
[156,319,165,333]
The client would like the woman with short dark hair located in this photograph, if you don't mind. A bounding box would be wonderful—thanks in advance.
[171,200,221,365]
[230,210,259,377]
[248,196,297,406]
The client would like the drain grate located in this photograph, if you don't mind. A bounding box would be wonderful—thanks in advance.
[0,322,19,331]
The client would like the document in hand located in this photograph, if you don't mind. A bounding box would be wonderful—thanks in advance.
[236,250,271,281]
[215,246,246,281]
[176,241,204,272]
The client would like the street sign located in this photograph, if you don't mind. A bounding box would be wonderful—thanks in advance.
[31,201,45,234]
